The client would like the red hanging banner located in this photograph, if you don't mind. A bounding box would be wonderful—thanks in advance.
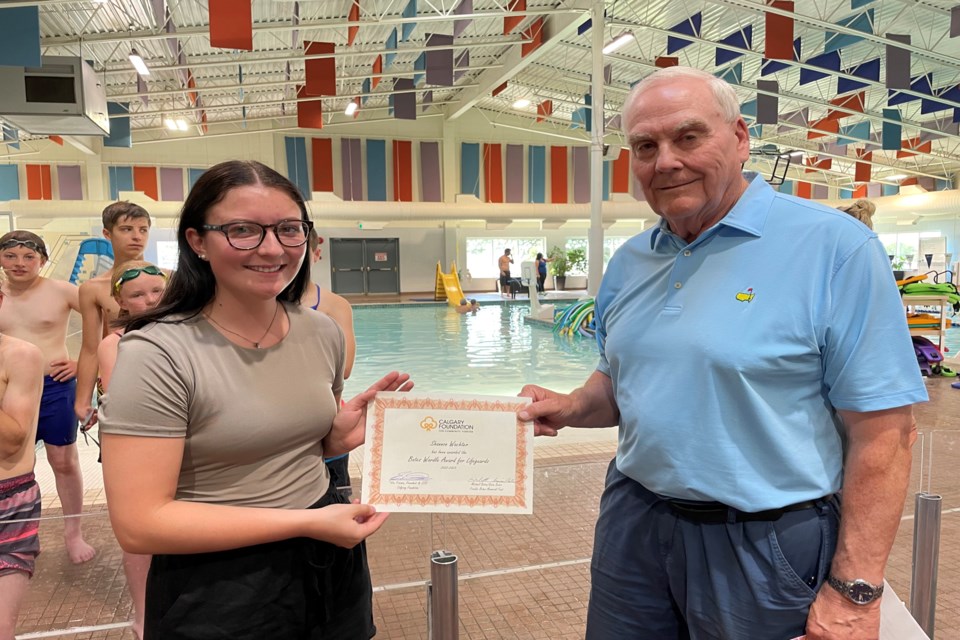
[392,140,413,202]
[312,138,334,192]
[209,0,253,51]
[550,146,568,203]
[304,41,337,96]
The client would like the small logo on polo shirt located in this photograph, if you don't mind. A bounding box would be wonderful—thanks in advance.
[735,287,755,303]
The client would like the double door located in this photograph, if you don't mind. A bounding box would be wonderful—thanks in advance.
[329,238,400,295]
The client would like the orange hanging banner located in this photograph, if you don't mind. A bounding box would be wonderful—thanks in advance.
[25,165,51,200]
[764,1,794,60]
[133,166,158,200]
[209,0,253,51]
[550,146,568,203]
[304,41,337,96]
[312,138,334,192]
[504,0,526,34]
[297,86,324,129]
[612,149,630,193]
[483,143,503,203]
[348,1,360,46]
[392,140,413,202]
[796,181,812,199]
[372,55,382,89]
[521,18,543,57]
[536,100,553,123]
[855,150,872,183]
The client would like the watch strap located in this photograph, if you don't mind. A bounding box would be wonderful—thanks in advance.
[826,574,884,605]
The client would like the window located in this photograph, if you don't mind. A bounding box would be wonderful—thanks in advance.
[466,237,545,278]
[603,236,631,268]
[564,237,588,276]
[879,231,943,271]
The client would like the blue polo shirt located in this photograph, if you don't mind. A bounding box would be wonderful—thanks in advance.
[595,173,928,511]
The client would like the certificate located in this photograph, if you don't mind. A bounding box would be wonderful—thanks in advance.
[361,392,534,514]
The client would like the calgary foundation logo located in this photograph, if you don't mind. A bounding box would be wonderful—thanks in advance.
[735,287,756,303]
[419,417,437,431]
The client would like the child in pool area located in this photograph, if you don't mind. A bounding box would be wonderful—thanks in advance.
[97,260,167,640]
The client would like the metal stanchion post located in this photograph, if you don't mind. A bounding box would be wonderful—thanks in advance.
[910,492,942,637]
[428,550,459,640]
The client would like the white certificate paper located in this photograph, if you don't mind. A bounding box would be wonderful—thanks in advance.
[361,392,534,514]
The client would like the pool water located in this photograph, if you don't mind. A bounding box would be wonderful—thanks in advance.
[344,303,599,398]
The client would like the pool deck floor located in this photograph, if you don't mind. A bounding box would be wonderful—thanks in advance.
[14,294,960,639]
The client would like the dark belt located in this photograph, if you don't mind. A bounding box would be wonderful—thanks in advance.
[666,497,825,524]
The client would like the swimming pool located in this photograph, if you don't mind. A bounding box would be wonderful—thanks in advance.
[344,303,599,398]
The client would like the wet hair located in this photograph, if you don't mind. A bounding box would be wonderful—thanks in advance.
[102,201,152,231]
[621,66,740,132]
[111,259,160,301]
[459,298,468,306]
[470,299,477,305]
[504,248,511,254]
[837,199,876,230]
[126,160,312,332]
[111,259,164,323]
[0,230,48,260]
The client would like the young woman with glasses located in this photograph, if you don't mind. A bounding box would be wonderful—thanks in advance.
[95,259,166,640]
[99,160,412,639]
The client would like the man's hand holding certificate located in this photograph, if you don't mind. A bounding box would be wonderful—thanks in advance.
[361,392,535,514]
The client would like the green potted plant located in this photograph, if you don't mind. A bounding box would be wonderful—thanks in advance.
[566,247,587,280]
[891,257,905,281]
[548,246,570,290]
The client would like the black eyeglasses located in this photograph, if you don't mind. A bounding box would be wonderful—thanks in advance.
[113,265,165,294]
[0,238,48,258]
[201,219,313,250]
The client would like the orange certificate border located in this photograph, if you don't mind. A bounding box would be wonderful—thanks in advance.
[366,395,530,510]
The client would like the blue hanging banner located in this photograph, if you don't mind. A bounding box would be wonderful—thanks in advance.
[104,103,132,148]
[799,51,840,86]
[715,25,752,66]
[401,0,417,42]
[461,142,480,198]
[888,74,932,106]
[824,9,874,53]
[838,58,880,94]
[0,7,41,67]
[667,12,701,54]
[528,145,546,203]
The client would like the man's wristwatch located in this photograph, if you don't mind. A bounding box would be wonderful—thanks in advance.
[825,575,884,605]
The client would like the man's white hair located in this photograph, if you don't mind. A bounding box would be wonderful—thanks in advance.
[621,66,741,132]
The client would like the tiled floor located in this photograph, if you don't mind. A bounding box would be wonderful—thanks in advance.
[12,331,960,638]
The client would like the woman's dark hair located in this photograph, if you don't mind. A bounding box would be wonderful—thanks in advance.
[126,160,312,331]
[536,252,544,260]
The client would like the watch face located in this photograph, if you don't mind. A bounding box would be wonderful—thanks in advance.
[849,581,877,604]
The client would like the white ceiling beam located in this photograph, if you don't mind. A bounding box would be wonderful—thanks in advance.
[445,1,591,120]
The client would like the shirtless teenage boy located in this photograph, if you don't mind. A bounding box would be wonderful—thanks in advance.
[0,266,44,640]
[0,231,94,564]
[74,202,151,426]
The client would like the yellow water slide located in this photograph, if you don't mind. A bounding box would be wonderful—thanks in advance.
[435,261,467,307]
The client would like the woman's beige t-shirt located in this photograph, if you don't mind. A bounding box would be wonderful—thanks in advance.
[99,303,344,509]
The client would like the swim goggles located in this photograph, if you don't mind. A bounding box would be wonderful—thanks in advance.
[0,238,48,259]
[113,265,165,294]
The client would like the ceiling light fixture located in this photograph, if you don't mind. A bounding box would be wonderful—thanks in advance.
[512,98,531,109]
[129,49,150,77]
[344,101,359,116]
[164,118,177,131]
[176,119,189,131]
[602,32,635,55]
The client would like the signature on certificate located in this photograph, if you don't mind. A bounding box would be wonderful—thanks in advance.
[390,471,431,483]
[469,477,515,492]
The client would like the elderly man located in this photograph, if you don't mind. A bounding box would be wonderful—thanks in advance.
[519,66,926,640]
